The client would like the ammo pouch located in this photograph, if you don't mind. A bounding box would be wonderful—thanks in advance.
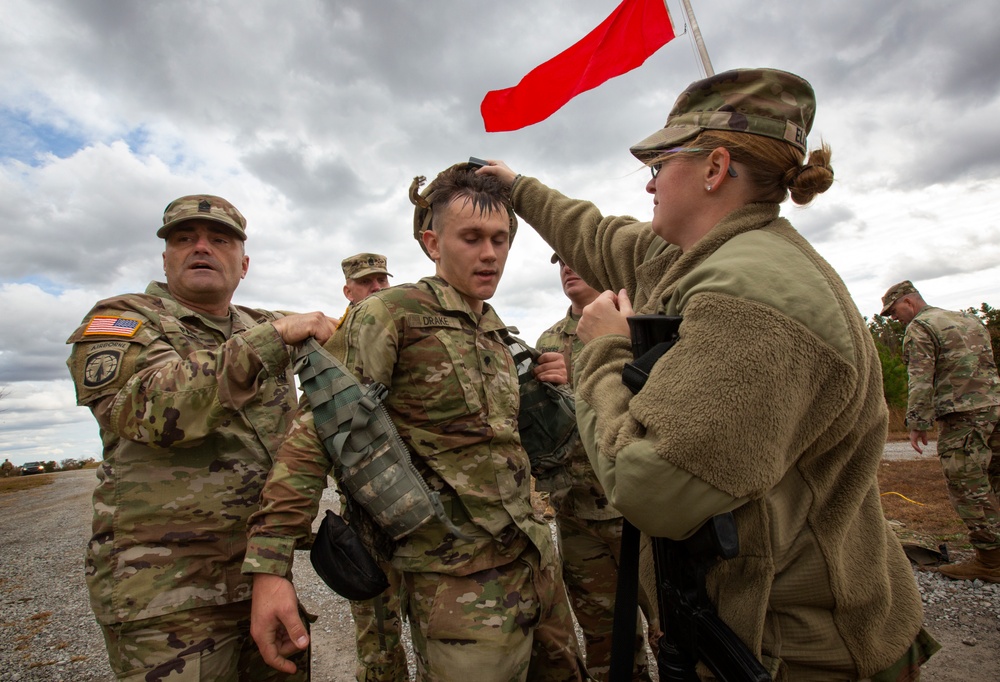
[309,509,389,601]
[501,331,579,483]
[294,339,467,560]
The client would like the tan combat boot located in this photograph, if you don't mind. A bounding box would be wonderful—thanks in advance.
[937,547,1000,583]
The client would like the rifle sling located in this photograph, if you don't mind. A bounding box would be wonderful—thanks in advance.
[622,340,676,395]
[609,518,642,682]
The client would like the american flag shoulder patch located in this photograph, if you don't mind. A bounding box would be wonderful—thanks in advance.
[83,316,143,337]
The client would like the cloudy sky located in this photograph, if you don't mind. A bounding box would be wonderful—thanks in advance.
[1,0,998,466]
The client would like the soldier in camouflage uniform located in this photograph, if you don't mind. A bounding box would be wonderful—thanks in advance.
[1,458,12,477]
[536,255,651,681]
[245,164,586,681]
[883,280,1000,582]
[66,194,338,681]
[337,253,394,333]
[342,253,393,307]
[339,252,409,682]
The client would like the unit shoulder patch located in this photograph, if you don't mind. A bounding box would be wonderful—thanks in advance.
[80,341,130,389]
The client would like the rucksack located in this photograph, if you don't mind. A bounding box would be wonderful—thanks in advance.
[294,339,468,563]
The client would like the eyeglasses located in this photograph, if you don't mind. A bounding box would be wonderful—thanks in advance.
[650,147,739,179]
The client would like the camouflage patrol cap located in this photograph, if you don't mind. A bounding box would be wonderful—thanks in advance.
[630,68,815,161]
[158,194,248,240]
[880,280,920,315]
[409,161,518,260]
[342,253,393,280]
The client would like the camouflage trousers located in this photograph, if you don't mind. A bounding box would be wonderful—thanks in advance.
[99,601,310,681]
[556,515,651,681]
[402,546,587,682]
[350,559,410,681]
[937,405,1000,550]
[866,627,940,681]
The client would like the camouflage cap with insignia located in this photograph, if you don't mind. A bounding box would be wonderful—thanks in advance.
[157,194,248,240]
[342,253,393,280]
[630,68,816,161]
[880,280,919,315]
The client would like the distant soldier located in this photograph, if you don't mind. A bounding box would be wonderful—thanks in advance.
[66,194,337,680]
[1,458,12,477]
[339,252,408,682]
[882,280,1000,582]
[246,162,586,680]
[536,255,652,681]
[342,252,392,308]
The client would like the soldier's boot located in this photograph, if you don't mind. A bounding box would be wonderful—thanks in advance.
[937,547,1000,583]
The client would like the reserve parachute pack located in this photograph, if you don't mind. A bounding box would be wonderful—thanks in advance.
[501,330,579,485]
[294,338,467,560]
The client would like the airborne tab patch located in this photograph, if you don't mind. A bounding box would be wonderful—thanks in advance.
[84,316,142,337]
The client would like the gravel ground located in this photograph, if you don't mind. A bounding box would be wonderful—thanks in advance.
[2,456,999,682]
[0,470,396,682]
[883,439,938,460]
[1,469,111,681]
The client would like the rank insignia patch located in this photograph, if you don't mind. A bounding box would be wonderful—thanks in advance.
[83,316,142,337]
[83,349,123,388]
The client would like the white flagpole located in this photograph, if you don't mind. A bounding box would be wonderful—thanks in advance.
[677,0,714,76]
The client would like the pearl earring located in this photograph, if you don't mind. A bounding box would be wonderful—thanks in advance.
[706,185,713,191]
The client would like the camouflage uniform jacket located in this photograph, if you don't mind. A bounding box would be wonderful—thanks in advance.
[66,281,296,625]
[245,276,555,578]
[536,309,620,521]
[903,306,1000,431]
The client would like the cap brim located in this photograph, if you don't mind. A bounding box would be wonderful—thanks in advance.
[629,125,703,161]
[880,303,893,316]
[350,268,393,279]
[157,215,247,240]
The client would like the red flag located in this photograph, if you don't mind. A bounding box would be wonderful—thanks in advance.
[481,0,676,132]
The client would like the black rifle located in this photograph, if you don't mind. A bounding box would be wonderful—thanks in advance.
[610,314,770,682]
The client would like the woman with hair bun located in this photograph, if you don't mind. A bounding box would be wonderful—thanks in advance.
[480,68,937,680]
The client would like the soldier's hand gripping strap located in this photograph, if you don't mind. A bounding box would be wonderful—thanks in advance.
[501,330,580,480]
[294,339,469,542]
[310,509,390,601]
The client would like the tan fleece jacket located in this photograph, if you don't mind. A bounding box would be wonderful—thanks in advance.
[512,177,924,680]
